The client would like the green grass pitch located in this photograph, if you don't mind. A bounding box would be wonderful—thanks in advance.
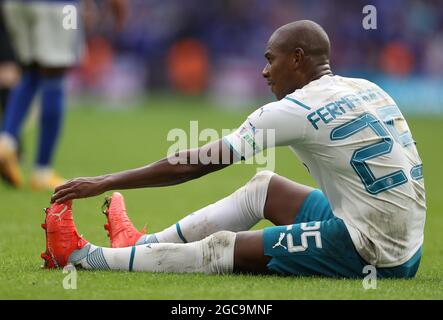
[0,96,442,299]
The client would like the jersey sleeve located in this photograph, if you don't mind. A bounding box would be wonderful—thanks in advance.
[223,100,308,161]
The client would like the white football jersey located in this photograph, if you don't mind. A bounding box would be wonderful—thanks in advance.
[224,75,426,267]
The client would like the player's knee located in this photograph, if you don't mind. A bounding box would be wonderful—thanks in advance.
[204,231,236,248]
[245,170,275,196]
[201,231,236,274]
[241,170,276,217]
[249,170,275,184]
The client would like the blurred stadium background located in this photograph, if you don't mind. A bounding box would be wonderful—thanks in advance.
[0,0,442,299]
[69,0,443,113]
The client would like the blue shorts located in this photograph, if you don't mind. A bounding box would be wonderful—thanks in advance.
[263,189,422,278]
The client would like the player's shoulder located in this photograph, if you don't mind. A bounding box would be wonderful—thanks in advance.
[247,100,286,122]
[337,75,380,89]
[335,75,394,102]
[251,95,310,120]
[250,75,388,119]
[281,75,337,113]
[261,75,350,113]
[299,74,389,105]
[245,97,308,128]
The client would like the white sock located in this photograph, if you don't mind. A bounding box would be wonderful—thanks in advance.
[137,170,275,244]
[69,231,236,274]
[33,166,53,178]
[0,132,17,150]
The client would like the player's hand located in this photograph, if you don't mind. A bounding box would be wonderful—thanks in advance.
[51,176,108,203]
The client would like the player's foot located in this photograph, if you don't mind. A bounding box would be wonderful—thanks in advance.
[0,135,23,187]
[102,192,146,248]
[30,169,66,191]
[41,201,88,269]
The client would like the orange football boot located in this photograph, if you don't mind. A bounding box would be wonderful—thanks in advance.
[0,138,23,187]
[102,192,146,248]
[30,170,66,191]
[41,201,88,269]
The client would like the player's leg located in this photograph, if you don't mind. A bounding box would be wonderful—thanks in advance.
[44,201,238,273]
[137,170,277,244]
[262,218,370,278]
[54,196,271,273]
[0,8,20,120]
[0,2,40,186]
[70,230,272,274]
[235,221,420,278]
[29,1,82,190]
[0,0,38,141]
[137,172,320,246]
[45,202,420,278]
[263,174,314,225]
[233,230,271,274]
[0,64,40,140]
[44,200,359,275]
[69,231,238,274]
[30,66,67,190]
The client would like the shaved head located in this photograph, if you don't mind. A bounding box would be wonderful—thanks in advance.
[262,20,332,99]
[270,20,331,59]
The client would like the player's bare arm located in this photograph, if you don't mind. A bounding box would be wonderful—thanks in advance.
[51,139,234,203]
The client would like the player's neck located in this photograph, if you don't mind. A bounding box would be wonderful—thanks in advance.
[303,65,333,87]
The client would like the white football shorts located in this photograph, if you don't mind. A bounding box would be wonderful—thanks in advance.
[2,0,83,67]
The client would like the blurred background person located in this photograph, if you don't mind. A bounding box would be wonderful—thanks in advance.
[0,5,21,158]
[0,0,127,191]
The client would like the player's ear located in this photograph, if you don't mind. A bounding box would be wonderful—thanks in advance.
[292,48,304,68]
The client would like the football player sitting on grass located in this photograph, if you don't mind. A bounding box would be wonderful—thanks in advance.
[45,20,425,278]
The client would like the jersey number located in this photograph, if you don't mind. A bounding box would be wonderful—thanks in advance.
[286,222,322,252]
[330,112,409,194]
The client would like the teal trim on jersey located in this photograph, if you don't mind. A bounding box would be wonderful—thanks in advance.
[176,223,188,243]
[284,97,311,110]
[411,164,423,180]
[263,189,422,278]
[129,246,136,272]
